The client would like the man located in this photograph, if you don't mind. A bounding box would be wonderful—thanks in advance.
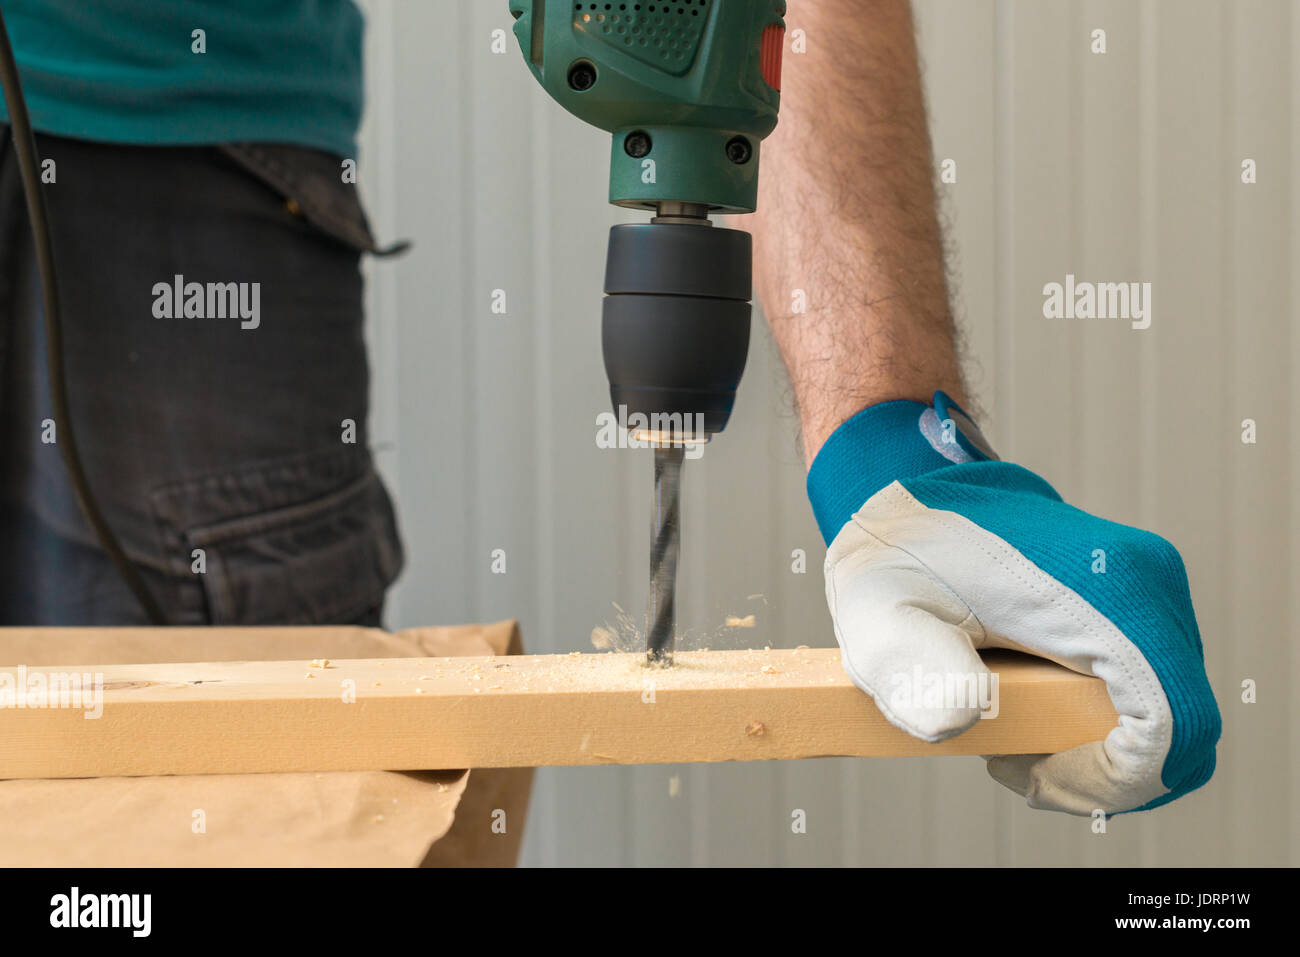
[0,0,397,627]
[0,0,1218,815]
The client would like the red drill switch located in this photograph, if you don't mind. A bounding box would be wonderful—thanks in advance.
[760,24,785,91]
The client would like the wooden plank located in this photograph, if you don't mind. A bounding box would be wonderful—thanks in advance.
[0,648,1117,780]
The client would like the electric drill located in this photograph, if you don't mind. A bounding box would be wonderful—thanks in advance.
[510,0,785,664]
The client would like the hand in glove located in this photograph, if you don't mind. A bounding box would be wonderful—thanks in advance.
[808,392,1220,815]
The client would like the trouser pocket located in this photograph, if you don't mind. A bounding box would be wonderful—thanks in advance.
[217,142,409,257]
[151,449,404,625]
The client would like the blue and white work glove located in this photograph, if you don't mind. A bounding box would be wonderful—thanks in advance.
[809,392,1220,814]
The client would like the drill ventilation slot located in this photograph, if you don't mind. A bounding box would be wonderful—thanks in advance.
[574,1,711,74]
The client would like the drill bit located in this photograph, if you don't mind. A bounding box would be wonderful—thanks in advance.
[646,445,685,666]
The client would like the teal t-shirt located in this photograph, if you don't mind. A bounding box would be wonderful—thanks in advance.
[0,0,364,157]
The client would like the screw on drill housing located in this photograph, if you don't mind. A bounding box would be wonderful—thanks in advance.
[567,60,597,91]
[624,130,652,158]
[725,136,752,164]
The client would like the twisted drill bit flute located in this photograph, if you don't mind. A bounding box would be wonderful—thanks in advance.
[646,445,685,666]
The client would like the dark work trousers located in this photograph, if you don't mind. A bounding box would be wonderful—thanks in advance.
[0,128,404,626]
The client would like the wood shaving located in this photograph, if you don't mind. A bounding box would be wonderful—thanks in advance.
[309,659,332,669]
[725,615,756,628]
[745,721,766,737]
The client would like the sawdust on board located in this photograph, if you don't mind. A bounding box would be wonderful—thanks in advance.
[287,644,843,695]
[281,589,838,696]
[374,646,843,696]
[591,594,770,654]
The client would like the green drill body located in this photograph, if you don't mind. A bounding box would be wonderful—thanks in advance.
[509,0,784,212]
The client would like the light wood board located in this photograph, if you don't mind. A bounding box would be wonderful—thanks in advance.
[0,647,1118,779]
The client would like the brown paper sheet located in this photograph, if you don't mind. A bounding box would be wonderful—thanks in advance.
[0,621,532,867]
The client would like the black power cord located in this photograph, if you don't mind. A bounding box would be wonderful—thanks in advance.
[0,8,167,624]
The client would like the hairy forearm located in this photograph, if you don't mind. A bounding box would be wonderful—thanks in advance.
[748,0,967,466]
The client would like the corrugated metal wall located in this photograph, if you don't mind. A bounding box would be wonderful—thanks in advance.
[356,0,1296,866]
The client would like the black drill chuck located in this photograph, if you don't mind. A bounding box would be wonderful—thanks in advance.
[602,222,752,440]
